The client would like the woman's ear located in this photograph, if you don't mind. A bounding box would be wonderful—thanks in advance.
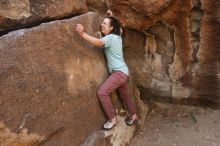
[110,26,113,31]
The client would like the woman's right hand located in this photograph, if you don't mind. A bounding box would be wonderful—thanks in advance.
[76,24,85,36]
[107,10,113,16]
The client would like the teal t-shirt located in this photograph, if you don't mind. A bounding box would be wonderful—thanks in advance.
[100,34,129,75]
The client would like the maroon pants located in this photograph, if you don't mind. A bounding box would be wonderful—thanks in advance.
[97,71,136,120]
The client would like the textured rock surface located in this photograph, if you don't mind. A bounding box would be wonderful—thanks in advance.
[0,121,43,146]
[0,0,88,32]
[0,13,106,146]
[190,0,220,105]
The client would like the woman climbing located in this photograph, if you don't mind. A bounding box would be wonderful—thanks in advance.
[75,10,138,130]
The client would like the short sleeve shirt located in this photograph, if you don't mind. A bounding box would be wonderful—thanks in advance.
[100,34,129,75]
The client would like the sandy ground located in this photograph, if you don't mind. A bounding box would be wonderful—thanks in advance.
[129,103,220,146]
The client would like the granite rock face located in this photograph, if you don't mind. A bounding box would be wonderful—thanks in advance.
[0,13,106,146]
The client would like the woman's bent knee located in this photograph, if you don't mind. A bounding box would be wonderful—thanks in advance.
[97,88,109,99]
[97,88,104,98]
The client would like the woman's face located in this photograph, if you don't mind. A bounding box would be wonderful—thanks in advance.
[101,18,113,35]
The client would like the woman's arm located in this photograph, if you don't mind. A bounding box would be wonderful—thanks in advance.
[76,24,104,47]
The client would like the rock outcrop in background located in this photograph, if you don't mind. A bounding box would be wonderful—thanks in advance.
[88,0,220,105]
[0,0,219,146]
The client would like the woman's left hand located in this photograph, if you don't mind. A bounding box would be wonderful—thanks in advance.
[76,24,85,36]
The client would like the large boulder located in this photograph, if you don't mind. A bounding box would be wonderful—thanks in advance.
[0,12,102,146]
[0,12,146,146]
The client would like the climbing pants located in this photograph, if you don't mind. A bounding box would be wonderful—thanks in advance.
[97,71,137,120]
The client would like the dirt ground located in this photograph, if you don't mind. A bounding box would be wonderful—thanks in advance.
[129,102,220,146]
